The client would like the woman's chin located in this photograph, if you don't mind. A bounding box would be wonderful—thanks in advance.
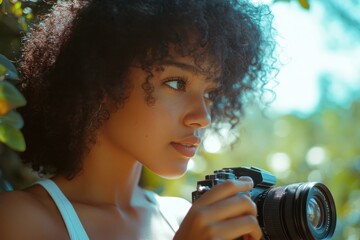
[153,164,189,180]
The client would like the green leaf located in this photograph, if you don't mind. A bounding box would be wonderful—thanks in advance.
[0,64,6,76]
[298,0,310,9]
[0,80,26,115]
[0,0,11,15]
[0,110,24,129]
[0,54,19,81]
[0,122,26,151]
[19,16,28,31]
[13,2,21,10]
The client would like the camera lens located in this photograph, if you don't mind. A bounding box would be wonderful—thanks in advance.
[307,196,323,229]
[254,182,336,240]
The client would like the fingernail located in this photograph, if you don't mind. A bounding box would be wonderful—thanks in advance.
[238,176,254,187]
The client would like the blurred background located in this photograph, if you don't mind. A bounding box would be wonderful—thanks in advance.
[0,0,359,239]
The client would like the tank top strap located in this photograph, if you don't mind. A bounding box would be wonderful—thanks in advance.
[36,179,89,240]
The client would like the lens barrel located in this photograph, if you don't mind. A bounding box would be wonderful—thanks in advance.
[255,182,336,240]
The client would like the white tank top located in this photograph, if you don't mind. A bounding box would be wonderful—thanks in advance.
[36,179,180,240]
[36,179,89,240]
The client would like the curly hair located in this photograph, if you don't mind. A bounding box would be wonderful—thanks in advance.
[18,0,277,178]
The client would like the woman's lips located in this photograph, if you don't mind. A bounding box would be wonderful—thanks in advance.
[170,142,197,157]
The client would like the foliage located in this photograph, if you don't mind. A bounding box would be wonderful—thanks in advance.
[0,54,27,191]
[0,0,34,31]
[0,0,52,59]
[0,55,26,151]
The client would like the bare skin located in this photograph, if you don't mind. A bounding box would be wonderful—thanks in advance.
[0,55,262,240]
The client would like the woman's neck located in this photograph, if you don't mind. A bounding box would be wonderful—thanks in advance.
[53,135,145,209]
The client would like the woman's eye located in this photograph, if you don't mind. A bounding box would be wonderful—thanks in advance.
[164,78,187,91]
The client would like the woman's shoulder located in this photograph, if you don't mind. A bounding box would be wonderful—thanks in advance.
[0,189,44,219]
[0,186,67,239]
[156,194,192,212]
[144,189,192,224]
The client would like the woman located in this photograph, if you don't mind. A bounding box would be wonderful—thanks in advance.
[0,0,276,239]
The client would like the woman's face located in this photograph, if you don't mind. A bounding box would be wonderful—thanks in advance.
[99,56,219,179]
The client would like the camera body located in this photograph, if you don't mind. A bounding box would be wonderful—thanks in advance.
[192,166,275,202]
[192,166,336,240]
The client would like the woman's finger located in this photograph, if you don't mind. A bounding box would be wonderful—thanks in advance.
[210,215,262,240]
[198,194,258,224]
[194,177,254,206]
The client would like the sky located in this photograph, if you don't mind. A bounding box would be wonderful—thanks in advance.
[257,0,360,114]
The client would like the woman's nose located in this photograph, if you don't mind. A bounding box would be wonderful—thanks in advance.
[183,96,211,129]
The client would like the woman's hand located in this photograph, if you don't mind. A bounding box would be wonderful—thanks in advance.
[173,177,262,240]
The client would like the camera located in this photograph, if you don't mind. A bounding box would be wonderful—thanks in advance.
[192,166,337,240]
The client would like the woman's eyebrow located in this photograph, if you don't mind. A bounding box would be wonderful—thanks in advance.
[159,59,221,84]
[160,59,203,75]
